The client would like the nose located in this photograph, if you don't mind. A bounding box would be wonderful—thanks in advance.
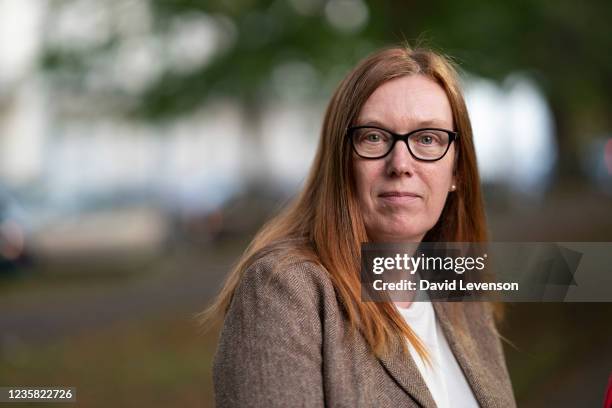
[385,139,416,177]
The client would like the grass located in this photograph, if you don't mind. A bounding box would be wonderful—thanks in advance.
[502,303,612,404]
[0,238,249,407]
[0,316,219,408]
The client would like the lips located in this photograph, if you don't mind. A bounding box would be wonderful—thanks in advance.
[378,191,421,198]
[378,191,422,205]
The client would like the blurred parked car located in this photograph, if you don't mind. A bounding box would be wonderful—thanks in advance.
[0,187,32,274]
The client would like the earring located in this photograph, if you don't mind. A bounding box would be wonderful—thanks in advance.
[450,184,456,191]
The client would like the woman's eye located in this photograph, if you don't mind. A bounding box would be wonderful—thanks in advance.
[359,131,386,143]
[418,134,436,145]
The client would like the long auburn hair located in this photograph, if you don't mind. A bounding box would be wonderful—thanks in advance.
[200,44,489,360]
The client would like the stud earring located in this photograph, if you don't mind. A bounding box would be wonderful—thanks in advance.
[450,184,456,191]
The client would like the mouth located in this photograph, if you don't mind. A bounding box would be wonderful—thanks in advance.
[379,191,421,198]
[378,191,421,203]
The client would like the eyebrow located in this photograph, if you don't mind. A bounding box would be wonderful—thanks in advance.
[356,119,450,130]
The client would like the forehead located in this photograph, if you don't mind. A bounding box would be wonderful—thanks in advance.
[357,74,454,131]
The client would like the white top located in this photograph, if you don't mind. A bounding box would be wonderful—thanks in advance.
[395,301,479,408]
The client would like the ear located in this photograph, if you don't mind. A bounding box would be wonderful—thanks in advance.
[450,173,458,192]
[450,148,459,192]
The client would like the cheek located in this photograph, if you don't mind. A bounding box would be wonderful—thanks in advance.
[353,161,383,204]
[423,164,454,207]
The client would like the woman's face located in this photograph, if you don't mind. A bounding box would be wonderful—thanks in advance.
[352,74,456,243]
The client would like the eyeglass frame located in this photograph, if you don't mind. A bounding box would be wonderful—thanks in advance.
[347,125,459,162]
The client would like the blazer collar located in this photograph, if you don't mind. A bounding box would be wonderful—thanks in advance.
[377,302,493,408]
[377,337,436,408]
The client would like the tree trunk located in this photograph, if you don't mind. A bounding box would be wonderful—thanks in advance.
[548,99,584,186]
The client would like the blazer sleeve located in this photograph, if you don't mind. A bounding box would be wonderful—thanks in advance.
[212,258,325,407]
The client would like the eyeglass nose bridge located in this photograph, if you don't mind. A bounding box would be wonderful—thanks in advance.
[387,134,416,159]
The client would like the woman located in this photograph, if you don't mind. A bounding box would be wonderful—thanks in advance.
[204,45,516,407]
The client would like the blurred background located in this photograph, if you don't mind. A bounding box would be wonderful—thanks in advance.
[1,0,611,406]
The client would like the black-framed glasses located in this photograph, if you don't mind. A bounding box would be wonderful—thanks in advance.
[347,125,459,161]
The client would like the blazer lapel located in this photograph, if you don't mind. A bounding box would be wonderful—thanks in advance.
[432,302,492,407]
[377,338,437,407]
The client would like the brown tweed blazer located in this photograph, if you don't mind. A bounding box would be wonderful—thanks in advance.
[213,252,516,407]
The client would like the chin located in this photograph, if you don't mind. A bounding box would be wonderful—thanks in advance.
[372,224,428,243]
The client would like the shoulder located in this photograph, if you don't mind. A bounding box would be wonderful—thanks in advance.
[214,245,336,374]
[234,246,336,309]
[213,245,333,406]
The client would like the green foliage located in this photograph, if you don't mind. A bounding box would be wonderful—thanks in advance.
[40,0,612,174]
